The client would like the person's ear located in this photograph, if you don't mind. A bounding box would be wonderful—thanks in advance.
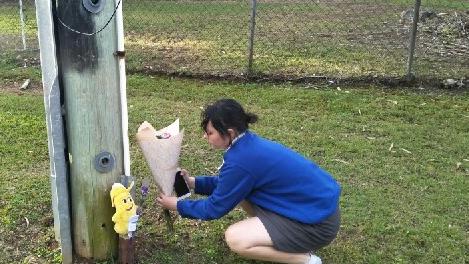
[227,128,237,140]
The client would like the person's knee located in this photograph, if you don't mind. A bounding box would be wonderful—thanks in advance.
[225,225,248,254]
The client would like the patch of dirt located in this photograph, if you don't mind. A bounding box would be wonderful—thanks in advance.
[131,66,468,91]
[0,80,43,95]
[1,220,52,263]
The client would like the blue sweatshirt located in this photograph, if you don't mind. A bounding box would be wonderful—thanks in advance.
[177,131,340,224]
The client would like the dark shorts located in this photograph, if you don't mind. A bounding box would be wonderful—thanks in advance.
[253,204,340,253]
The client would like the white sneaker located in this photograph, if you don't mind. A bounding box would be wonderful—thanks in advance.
[307,254,322,264]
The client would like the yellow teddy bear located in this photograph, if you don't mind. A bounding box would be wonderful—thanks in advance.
[110,182,138,237]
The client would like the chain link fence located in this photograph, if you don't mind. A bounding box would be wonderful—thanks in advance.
[123,0,251,75]
[412,1,468,81]
[1,0,467,84]
[253,0,410,77]
[123,0,468,82]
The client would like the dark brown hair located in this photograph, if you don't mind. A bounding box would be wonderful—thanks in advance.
[201,99,258,136]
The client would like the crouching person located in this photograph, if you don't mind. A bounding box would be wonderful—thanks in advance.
[157,99,341,264]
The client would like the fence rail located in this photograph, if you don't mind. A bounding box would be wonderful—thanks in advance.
[1,0,468,84]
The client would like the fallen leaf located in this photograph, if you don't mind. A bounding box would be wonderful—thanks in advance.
[456,162,462,169]
[400,148,412,154]
[332,159,349,164]
[389,143,394,151]
[24,217,29,228]
[204,167,216,174]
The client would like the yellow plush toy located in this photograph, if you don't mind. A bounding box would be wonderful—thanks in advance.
[110,182,138,237]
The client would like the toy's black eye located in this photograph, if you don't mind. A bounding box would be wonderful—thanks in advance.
[123,199,127,203]
[129,198,132,202]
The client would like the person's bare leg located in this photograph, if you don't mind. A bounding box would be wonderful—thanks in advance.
[225,217,310,264]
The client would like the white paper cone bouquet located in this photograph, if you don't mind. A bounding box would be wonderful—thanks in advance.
[136,119,184,195]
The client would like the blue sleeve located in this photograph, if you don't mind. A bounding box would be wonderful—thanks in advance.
[194,175,218,195]
[177,164,254,220]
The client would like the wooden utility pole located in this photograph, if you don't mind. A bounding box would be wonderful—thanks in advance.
[37,0,130,261]
[54,0,124,260]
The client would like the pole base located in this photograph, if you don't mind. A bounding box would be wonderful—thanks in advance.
[119,236,135,264]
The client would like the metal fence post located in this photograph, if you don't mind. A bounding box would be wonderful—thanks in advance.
[247,0,257,75]
[406,0,421,80]
[18,0,27,50]
[35,0,73,262]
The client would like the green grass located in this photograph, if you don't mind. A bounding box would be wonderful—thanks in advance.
[0,50,41,85]
[1,74,468,263]
[0,4,37,34]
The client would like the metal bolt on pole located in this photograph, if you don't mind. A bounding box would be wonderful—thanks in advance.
[406,0,421,81]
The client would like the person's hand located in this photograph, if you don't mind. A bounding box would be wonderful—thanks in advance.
[180,169,195,189]
[156,193,178,211]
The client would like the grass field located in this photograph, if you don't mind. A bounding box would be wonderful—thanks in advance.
[0,1,468,263]
[1,62,468,263]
